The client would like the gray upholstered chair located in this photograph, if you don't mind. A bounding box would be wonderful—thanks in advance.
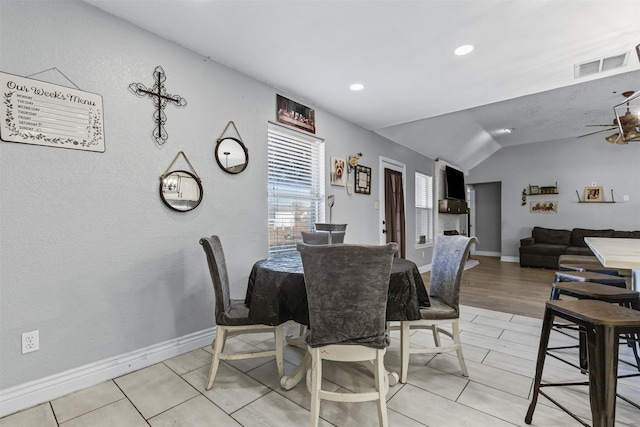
[298,242,397,427]
[396,235,477,383]
[301,231,345,244]
[199,236,284,390]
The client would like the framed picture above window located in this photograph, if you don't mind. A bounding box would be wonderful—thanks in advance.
[276,94,316,134]
[354,165,371,194]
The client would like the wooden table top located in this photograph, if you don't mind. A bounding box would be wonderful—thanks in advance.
[585,237,640,270]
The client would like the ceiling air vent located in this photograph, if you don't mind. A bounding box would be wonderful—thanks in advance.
[574,52,629,79]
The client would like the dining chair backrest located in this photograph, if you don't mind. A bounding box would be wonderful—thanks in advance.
[297,242,398,349]
[301,231,345,245]
[199,236,231,325]
[429,235,477,312]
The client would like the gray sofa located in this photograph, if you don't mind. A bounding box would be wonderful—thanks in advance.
[519,227,640,269]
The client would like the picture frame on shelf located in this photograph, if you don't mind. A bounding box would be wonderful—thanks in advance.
[354,165,371,194]
[529,185,539,194]
[584,185,603,202]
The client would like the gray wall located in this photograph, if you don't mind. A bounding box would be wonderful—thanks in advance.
[471,182,502,255]
[0,1,434,392]
[468,138,640,259]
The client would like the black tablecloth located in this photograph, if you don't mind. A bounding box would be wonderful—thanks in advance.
[245,253,430,326]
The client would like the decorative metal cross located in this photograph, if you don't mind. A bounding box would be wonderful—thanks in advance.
[129,66,187,145]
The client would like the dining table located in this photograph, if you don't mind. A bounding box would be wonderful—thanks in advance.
[244,251,430,389]
[585,237,640,291]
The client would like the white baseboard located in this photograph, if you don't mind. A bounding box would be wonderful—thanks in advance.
[0,327,216,418]
[418,263,431,273]
[501,256,519,263]
[474,251,501,257]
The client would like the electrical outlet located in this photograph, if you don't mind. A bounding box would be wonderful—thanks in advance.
[22,330,39,354]
[624,195,630,201]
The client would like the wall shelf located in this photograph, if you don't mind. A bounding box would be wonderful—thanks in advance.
[528,182,558,196]
[575,188,616,203]
[576,201,616,204]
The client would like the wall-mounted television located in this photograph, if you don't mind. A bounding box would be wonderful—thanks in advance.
[445,165,466,201]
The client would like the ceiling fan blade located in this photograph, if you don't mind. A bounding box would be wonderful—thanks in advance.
[577,127,616,138]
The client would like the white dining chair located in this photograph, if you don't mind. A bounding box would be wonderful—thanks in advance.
[394,235,477,383]
[298,242,397,427]
[200,235,284,390]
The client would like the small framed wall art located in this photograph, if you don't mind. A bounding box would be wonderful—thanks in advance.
[530,201,557,214]
[354,165,371,194]
[330,156,346,186]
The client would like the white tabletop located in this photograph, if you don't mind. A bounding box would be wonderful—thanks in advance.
[584,237,640,270]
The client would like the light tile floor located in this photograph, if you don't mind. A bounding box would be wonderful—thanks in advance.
[2,305,639,426]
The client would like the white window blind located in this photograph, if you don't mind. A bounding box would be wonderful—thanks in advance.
[268,124,325,256]
[415,172,433,245]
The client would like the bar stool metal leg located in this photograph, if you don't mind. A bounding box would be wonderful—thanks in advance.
[525,306,554,424]
[586,324,619,427]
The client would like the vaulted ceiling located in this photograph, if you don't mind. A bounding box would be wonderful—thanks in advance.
[85,0,640,170]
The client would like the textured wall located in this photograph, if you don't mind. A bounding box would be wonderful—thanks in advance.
[468,138,640,258]
[0,0,433,390]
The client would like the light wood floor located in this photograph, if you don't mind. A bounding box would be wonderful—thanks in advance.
[422,255,557,319]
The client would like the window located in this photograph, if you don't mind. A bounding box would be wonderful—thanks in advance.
[268,124,325,256]
[415,172,433,245]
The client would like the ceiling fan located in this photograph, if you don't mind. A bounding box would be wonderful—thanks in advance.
[579,91,640,144]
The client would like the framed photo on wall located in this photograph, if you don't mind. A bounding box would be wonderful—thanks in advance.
[530,201,557,214]
[354,165,371,194]
[330,156,346,186]
[584,186,603,202]
[276,94,316,134]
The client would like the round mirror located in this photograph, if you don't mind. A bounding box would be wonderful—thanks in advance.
[159,170,203,212]
[215,137,248,174]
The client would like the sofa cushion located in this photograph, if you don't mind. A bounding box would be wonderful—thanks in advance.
[532,227,571,246]
[570,228,614,247]
[564,246,595,256]
[519,243,568,257]
[612,230,640,239]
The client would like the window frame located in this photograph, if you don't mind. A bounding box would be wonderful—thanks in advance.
[415,171,433,248]
[267,123,325,256]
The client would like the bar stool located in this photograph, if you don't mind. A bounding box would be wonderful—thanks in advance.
[550,281,640,370]
[558,263,621,276]
[551,281,640,306]
[555,271,627,288]
[525,299,640,427]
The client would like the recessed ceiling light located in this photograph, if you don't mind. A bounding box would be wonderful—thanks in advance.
[454,44,474,56]
[350,83,364,91]
[498,128,514,134]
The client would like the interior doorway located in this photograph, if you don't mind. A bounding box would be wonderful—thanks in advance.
[378,157,406,257]
[468,182,502,257]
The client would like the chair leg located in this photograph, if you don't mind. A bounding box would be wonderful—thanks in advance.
[308,347,321,427]
[374,349,389,427]
[452,320,469,377]
[432,325,441,347]
[400,322,411,383]
[206,327,227,390]
[274,324,284,377]
[525,307,554,424]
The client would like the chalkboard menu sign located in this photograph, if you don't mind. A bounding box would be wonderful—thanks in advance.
[0,71,105,152]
